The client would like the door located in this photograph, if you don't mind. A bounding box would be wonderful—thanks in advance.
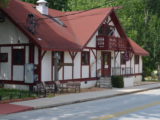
[101,52,111,77]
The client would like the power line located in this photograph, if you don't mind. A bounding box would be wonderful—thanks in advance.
[37,0,116,20]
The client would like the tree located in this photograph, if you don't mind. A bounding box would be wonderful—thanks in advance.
[22,0,69,11]
[0,0,11,7]
[68,0,160,76]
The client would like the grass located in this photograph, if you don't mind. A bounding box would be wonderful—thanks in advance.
[144,80,160,82]
[0,88,37,101]
[144,76,160,82]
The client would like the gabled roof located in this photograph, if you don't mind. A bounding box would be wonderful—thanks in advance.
[64,8,113,48]
[1,0,113,51]
[1,0,149,56]
[128,38,149,56]
[2,0,80,51]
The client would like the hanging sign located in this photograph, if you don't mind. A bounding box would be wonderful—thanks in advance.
[124,51,130,61]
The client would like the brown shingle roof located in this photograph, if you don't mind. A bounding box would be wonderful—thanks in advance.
[128,38,149,56]
[2,0,113,51]
[1,0,149,56]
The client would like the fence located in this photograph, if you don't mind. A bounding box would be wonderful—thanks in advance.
[112,67,133,76]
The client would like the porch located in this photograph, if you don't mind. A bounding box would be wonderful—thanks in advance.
[96,35,134,77]
[96,35,129,51]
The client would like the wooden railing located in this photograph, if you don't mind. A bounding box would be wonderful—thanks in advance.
[112,67,133,76]
[96,35,128,50]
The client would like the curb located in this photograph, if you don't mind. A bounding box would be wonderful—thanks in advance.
[33,86,160,110]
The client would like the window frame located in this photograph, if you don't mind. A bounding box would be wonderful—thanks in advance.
[98,24,115,36]
[52,51,64,65]
[135,55,139,64]
[12,48,25,65]
[81,51,90,66]
[0,53,8,62]
[121,53,126,65]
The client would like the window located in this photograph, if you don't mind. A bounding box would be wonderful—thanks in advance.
[121,53,126,65]
[0,53,8,62]
[81,51,90,65]
[52,52,64,65]
[12,49,25,65]
[98,24,115,36]
[135,55,139,64]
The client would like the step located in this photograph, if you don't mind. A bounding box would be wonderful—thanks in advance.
[97,77,112,88]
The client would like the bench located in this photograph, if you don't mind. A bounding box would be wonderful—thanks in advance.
[33,82,46,97]
[34,81,81,96]
[65,81,81,93]
[34,82,56,97]
[44,81,55,94]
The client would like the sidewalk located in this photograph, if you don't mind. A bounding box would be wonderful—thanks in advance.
[10,83,160,110]
[0,104,33,115]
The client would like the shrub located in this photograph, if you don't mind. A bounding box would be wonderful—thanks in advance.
[111,76,124,88]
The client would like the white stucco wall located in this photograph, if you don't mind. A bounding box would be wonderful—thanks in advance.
[90,49,96,77]
[64,52,72,80]
[0,47,11,80]
[4,84,29,90]
[0,19,29,44]
[86,32,98,47]
[73,52,81,79]
[0,18,30,82]
[80,81,97,89]
[41,51,52,82]
[123,76,134,87]
[135,75,143,83]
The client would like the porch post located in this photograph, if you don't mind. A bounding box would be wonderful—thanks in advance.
[54,52,59,81]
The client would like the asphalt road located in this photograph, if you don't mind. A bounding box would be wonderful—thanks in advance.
[1,89,160,120]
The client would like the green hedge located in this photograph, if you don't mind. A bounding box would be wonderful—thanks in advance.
[111,76,124,88]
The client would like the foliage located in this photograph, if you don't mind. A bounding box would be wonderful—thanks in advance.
[0,88,36,101]
[22,0,69,11]
[0,0,11,7]
[68,0,160,76]
[111,76,124,88]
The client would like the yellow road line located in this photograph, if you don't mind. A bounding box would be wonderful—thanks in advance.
[93,101,160,120]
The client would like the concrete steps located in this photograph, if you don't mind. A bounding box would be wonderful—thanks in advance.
[97,77,112,88]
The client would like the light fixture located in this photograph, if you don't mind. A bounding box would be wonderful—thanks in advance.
[37,37,42,41]
[17,39,20,44]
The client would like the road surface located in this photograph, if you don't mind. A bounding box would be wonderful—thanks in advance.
[1,89,160,120]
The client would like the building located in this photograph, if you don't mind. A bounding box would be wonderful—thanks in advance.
[0,0,149,90]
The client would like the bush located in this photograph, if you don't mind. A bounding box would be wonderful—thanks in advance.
[111,76,124,88]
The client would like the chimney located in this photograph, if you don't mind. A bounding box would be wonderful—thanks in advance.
[36,0,48,15]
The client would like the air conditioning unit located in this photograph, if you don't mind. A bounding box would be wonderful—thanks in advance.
[24,64,34,84]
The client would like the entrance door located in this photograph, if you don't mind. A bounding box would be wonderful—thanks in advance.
[101,52,111,77]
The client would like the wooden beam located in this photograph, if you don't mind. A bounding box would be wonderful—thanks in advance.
[91,49,96,59]
[41,51,47,60]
